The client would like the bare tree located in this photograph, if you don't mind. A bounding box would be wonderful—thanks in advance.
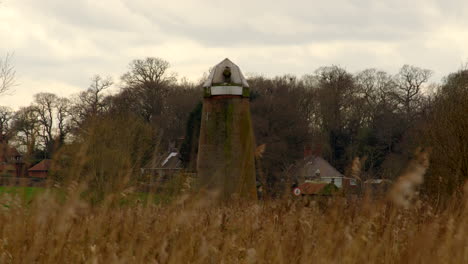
[86,75,112,116]
[355,69,398,122]
[71,75,112,130]
[424,69,468,196]
[249,75,313,194]
[0,106,13,140]
[33,93,58,149]
[313,66,360,167]
[56,97,71,144]
[393,65,432,118]
[121,57,177,122]
[12,106,40,155]
[0,53,16,95]
[122,57,175,87]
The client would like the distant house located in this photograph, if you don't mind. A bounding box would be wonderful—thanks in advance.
[141,152,183,181]
[291,155,357,189]
[28,159,52,178]
[0,143,24,177]
[0,163,17,177]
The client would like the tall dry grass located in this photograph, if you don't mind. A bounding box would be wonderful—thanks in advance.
[1,182,467,263]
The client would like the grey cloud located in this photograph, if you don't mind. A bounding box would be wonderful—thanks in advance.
[23,0,146,32]
[16,0,463,48]
[1,0,467,108]
[122,0,445,46]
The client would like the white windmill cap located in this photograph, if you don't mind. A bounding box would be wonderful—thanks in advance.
[203,58,249,88]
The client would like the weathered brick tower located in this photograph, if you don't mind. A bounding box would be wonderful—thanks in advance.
[197,58,257,200]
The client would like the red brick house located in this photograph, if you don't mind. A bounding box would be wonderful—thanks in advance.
[28,159,52,178]
[0,143,25,177]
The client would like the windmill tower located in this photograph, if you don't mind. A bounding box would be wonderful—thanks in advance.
[197,58,257,200]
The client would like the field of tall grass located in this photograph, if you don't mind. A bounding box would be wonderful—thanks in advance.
[0,186,467,263]
[0,138,466,264]
[1,165,468,264]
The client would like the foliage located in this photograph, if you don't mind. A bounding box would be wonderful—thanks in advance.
[51,113,156,203]
[179,102,202,170]
[423,69,468,198]
[249,75,313,195]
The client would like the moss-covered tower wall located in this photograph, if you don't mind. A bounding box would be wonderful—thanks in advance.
[197,59,257,200]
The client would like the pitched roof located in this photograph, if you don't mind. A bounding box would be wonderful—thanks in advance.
[295,156,344,179]
[203,58,249,88]
[143,152,182,170]
[28,159,52,172]
[161,152,182,169]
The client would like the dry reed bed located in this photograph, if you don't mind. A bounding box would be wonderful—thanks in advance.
[0,189,467,264]
[1,150,466,263]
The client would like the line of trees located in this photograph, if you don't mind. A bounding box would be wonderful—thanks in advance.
[1,56,466,199]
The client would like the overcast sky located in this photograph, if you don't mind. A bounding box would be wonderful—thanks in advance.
[1,0,467,108]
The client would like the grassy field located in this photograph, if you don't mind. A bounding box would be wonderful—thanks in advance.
[0,185,174,207]
[0,186,45,203]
